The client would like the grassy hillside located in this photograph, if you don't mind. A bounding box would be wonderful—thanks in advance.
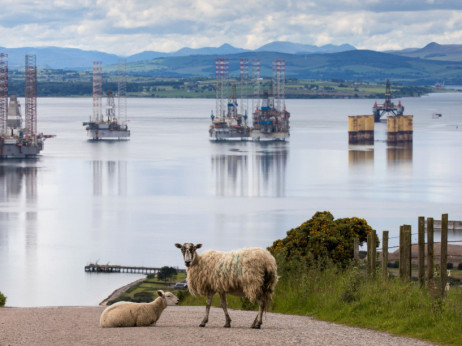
[391,42,462,62]
[101,50,462,85]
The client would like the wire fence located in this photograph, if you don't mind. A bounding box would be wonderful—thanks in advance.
[361,214,459,298]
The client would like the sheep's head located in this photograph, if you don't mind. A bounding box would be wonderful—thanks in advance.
[158,290,179,305]
[174,243,202,267]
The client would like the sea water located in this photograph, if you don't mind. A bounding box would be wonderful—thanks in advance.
[0,94,461,307]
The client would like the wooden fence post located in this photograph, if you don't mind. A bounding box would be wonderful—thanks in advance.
[371,230,377,277]
[382,230,389,279]
[367,233,372,276]
[427,217,434,290]
[403,225,412,281]
[418,216,425,288]
[440,213,448,297]
[354,237,359,261]
[399,225,404,280]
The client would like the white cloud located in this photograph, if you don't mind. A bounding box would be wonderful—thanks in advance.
[0,0,461,55]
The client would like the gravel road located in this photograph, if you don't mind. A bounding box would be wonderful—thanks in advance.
[0,306,433,345]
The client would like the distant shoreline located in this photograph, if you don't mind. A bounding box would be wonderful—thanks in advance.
[99,277,146,306]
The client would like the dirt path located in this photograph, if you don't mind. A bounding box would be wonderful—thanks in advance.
[0,306,433,345]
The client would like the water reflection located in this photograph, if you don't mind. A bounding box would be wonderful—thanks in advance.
[211,144,288,197]
[387,144,413,168]
[0,164,38,200]
[348,147,374,167]
[0,164,38,249]
[91,161,127,196]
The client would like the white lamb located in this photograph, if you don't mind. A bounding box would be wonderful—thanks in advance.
[100,290,179,328]
[175,242,278,329]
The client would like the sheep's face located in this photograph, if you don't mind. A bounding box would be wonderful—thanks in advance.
[158,290,179,305]
[175,243,202,267]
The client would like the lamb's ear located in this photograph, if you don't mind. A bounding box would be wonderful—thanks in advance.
[157,290,165,297]
[174,243,182,249]
[195,243,202,249]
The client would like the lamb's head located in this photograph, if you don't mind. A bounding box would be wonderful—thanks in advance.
[174,243,202,267]
[158,290,179,305]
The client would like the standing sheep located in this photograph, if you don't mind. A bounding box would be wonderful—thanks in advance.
[174,242,278,329]
[100,290,178,328]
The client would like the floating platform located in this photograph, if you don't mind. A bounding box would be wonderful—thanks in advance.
[0,134,51,159]
[348,115,374,144]
[387,115,413,143]
[83,121,130,140]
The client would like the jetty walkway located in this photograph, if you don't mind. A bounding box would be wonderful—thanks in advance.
[84,263,185,274]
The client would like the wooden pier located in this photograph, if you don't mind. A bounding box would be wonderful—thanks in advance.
[84,263,185,274]
[429,220,462,231]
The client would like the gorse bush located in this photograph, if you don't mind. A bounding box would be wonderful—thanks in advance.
[268,211,378,266]
[0,291,6,307]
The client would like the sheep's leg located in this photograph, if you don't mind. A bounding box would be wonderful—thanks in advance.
[219,293,232,328]
[251,300,265,329]
[200,294,213,327]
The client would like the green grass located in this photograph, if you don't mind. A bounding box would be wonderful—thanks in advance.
[108,273,187,304]
[178,262,462,345]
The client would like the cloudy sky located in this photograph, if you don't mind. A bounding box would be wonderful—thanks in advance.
[0,0,461,56]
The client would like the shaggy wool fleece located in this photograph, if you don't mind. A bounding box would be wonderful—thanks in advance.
[187,248,278,304]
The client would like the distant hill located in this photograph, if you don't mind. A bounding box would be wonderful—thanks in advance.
[256,41,355,54]
[0,46,119,69]
[0,41,352,69]
[388,42,462,62]
[120,49,462,84]
[2,42,462,84]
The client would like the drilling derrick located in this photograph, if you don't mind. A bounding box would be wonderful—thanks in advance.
[117,59,127,125]
[0,53,7,136]
[240,58,248,117]
[106,90,116,122]
[251,58,261,113]
[215,58,228,119]
[92,61,103,123]
[272,59,285,112]
[372,79,404,122]
[25,54,37,137]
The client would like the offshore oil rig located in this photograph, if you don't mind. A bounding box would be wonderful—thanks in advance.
[209,58,290,141]
[372,79,404,122]
[349,79,412,145]
[83,61,130,140]
[0,53,53,159]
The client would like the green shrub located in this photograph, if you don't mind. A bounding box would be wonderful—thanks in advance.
[133,291,154,302]
[175,289,190,302]
[269,211,378,266]
[388,260,399,268]
[239,297,258,311]
[447,263,454,269]
[458,263,462,270]
[341,265,366,303]
[0,291,6,307]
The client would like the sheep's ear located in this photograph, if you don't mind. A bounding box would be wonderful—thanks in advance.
[174,243,182,249]
[195,243,202,249]
[157,290,165,297]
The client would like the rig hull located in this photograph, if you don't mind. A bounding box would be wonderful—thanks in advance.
[83,122,130,140]
[0,137,45,159]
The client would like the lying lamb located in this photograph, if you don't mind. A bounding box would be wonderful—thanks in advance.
[100,290,179,328]
[175,242,278,329]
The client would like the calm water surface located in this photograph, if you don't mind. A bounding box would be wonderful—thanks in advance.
[1,94,461,307]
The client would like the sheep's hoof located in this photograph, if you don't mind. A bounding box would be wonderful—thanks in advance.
[251,325,261,329]
[224,324,231,328]
[199,323,206,327]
